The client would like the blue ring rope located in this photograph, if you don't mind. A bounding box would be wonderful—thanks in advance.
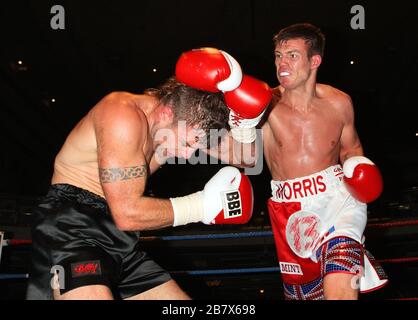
[0,274,29,280]
[0,267,280,280]
[1,232,276,280]
[142,231,274,241]
[173,267,280,275]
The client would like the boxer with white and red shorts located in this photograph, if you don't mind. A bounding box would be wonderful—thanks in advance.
[268,165,388,300]
[220,23,390,300]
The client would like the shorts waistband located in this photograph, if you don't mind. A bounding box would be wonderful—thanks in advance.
[271,165,344,202]
[46,184,108,208]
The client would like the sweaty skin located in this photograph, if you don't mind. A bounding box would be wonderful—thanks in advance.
[52,93,160,198]
[47,91,206,300]
[263,84,362,180]
[52,91,203,231]
[263,39,363,180]
[263,36,365,300]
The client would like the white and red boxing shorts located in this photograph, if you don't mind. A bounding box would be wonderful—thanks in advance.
[267,165,388,300]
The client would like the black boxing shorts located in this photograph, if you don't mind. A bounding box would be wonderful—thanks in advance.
[26,184,172,300]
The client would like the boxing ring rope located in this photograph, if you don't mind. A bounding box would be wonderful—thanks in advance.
[2,217,418,246]
[140,231,273,242]
[137,218,418,241]
[1,218,418,300]
[171,267,280,276]
[366,219,418,229]
[1,239,32,246]
[375,257,418,264]
[0,274,29,280]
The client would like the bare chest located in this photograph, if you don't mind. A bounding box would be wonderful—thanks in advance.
[265,103,344,159]
[293,114,339,146]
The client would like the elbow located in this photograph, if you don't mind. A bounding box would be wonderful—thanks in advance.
[113,217,135,232]
[115,223,134,232]
[108,198,155,231]
[112,211,141,232]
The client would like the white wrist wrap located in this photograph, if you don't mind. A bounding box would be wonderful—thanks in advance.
[170,191,204,227]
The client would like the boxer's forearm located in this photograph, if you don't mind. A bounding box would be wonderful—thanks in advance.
[111,196,174,231]
[232,138,257,167]
[204,133,257,167]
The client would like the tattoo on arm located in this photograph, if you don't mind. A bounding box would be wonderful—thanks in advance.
[99,165,147,183]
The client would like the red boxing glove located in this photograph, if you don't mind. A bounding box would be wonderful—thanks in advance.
[176,48,271,117]
[170,166,254,226]
[176,47,272,143]
[343,156,383,203]
[225,74,272,119]
[175,47,243,93]
[227,75,272,143]
[205,166,254,225]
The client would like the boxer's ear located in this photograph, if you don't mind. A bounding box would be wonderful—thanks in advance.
[310,54,322,69]
[159,105,174,124]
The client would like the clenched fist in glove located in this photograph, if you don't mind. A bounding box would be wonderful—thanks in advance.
[170,166,254,226]
[343,156,383,203]
[176,48,272,143]
[226,75,271,143]
[175,47,243,92]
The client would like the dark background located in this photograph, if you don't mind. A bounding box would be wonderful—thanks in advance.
[0,0,417,198]
[0,0,418,300]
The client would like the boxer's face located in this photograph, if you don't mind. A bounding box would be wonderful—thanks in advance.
[156,121,207,159]
[175,124,207,159]
[274,38,319,89]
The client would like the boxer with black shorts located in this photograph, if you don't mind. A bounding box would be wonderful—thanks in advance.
[26,67,261,299]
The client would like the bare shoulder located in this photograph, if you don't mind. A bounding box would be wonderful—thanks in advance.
[91,92,150,143]
[317,84,355,126]
[267,86,283,114]
[317,84,353,110]
[93,92,148,123]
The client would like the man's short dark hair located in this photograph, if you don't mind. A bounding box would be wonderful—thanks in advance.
[273,23,326,58]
